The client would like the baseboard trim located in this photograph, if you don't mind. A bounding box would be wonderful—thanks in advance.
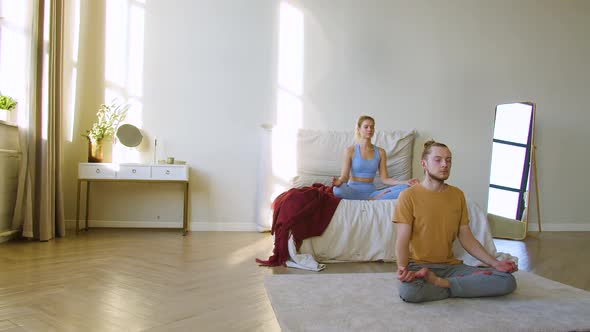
[0,230,19,243]
[64,220,589,232]
[528,223,590,232]
[86,220,183,228]
[65,220,258,232]
[189,222,258,232]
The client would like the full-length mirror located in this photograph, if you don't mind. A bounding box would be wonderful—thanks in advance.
[487,102,540,240]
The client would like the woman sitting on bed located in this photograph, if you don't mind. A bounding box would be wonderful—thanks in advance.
[332,115,418,200]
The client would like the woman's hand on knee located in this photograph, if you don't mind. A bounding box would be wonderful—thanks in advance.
[332,177,343,187]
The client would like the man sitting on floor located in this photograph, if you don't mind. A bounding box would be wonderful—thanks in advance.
[394,140,517,303]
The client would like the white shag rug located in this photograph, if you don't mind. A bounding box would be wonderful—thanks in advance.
[264,271,590,332]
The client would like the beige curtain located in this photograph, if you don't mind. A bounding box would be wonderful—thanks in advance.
[12,0,65,241]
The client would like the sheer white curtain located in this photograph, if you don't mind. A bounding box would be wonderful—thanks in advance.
[10,0,37,238]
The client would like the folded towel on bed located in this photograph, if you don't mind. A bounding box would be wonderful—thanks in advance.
[256,183,341,267]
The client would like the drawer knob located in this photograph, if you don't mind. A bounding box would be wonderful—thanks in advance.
[165,170,171,175]
[95,169,101,174]
[132,169,137,173]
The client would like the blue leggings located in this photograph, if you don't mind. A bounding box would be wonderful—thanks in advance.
[332,181,409,200]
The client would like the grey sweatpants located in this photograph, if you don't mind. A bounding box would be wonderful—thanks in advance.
[398,263,517,303]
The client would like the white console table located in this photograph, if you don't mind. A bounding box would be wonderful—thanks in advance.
[76,163,190,235]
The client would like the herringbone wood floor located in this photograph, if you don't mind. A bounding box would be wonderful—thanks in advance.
[0,229,588,331]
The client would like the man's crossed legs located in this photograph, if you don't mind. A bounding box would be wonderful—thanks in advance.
[398,263,516,303]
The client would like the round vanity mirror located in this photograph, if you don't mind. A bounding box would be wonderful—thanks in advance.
[116,124,143,147]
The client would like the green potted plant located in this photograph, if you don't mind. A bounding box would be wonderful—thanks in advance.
[82,100,129,162]
[0,92,17,122]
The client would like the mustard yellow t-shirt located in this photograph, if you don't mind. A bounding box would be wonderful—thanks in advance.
[393,184,469,265]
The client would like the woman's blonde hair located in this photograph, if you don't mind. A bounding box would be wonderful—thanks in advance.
[355,115,375,141]
[421,139,449,160]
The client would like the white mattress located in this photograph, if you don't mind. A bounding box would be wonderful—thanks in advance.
[289,199,501,270]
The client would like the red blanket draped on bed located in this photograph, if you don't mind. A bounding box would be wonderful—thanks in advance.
[256,183,341,267]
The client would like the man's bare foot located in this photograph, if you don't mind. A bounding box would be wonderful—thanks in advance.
[421,268,450,288]
[415,267,428,278]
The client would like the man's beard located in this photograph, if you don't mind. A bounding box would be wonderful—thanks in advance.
[426,169,450,182]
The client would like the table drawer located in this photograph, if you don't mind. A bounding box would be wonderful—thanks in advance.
[79,164,117,179]
[151,165,188,181]
[118,165,151,179]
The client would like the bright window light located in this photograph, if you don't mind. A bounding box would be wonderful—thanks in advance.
[0,1,28,125]
[0,22,26,95]
[127,3,144,97]
[41,0,49,141]
[105,0,128,87]
[125,97,143,127]
[104,0,145,164]
[272,2,304,183]
[112,97,143,164]
[278,2,303,96]
[276,89,302,129]
[66,67,78,141]
[271,184,287,203]
[0,1,26,22]
[66,0,81,142]
[494,103,532,144]
[488,187,520,219]
[489,142,526,189]
[272,90,302,181]
[272,125,298,181]
[72,0,80,62]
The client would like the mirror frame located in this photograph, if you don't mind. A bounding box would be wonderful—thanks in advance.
[488,101,540,240]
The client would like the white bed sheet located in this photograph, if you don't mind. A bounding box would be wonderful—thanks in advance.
[288,199,507,271]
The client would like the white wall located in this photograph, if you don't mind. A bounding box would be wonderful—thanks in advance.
[297,0,590,230]
[63,0,590,231]
[64,0,276,230]
[141,0,276,229]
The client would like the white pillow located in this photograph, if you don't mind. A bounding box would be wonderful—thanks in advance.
[296,129,415,184]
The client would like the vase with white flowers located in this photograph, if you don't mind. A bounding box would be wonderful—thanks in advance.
[82,100,129,162]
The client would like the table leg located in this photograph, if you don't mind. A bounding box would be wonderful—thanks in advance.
[183,181,189,235]
[85,181,91,231]
[76,180,81,235]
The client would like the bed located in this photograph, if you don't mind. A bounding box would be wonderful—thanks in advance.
[266,129,508,271]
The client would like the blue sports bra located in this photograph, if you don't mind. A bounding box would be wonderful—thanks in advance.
[350,144,380,178]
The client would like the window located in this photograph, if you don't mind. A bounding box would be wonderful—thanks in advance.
[0,0,29,124]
